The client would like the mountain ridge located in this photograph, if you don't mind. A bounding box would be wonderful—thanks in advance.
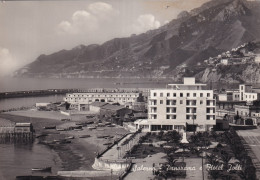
[14,0,260,82]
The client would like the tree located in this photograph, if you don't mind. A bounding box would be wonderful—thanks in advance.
[64,101,70,110]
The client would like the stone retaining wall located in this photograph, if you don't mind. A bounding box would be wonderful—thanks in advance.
[92,158,131,171]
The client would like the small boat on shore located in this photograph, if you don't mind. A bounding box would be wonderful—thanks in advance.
[97,128,104,131]
[107,125,115,127]
[103,142,113,146]
[56,128,66,131]
[44,126,56,129]
[65,136,74,139]
[36,134,48,138]
[61,118,70,121]
[79,135,91,138]
[31,167,52,172]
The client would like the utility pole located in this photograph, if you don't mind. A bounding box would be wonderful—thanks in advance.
[192,112,195,135]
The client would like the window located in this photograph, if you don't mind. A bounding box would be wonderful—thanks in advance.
[207,108,210,113]
[207,100,210,106]
[154,93,157,97]
[166,108,170,113]
[173,115,177,119]
[173,108,176,113]
[186,108,190,113]
[173,93,176,97]
[206,115,210,120]
[166,115,170,119]
[160,93,163,97]
[207,93,210,97]
[192,100,196,105]
[200,100,203,104]
[187,93,190,97]
[173,100,176,105]
[160,100,163,104]
[180,93,183,97]
[180,100,183,104]
[193,93,196,97]
[167,93,170,97]
[166,100,170,105]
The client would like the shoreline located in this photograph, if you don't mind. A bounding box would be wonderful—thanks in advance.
[0,110,129,174]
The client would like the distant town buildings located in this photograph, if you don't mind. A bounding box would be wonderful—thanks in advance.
[239,84,260,102]
[134,77,216,132]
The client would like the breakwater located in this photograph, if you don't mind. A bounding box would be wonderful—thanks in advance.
[0,88,150,99]
[0,89,78,99]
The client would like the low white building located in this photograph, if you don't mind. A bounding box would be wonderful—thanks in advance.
[64,92,140,111]
[255,54,260,64]
[239,84,259,102]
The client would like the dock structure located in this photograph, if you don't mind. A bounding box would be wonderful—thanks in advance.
[0,118,34,143]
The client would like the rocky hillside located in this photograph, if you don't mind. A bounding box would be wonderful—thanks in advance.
[14,0,260,80]
[196,41,260,83]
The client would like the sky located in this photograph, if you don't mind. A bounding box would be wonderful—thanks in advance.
[0,0,210,77]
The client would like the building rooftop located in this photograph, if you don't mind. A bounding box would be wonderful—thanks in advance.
[90,101,108,107]
[15,123,32,127]
[101,104,126,111]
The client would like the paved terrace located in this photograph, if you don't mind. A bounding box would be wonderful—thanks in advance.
[237,129,260,179]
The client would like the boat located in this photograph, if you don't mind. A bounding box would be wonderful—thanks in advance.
[44,126,56,129]
[56,128,66,131]
[59,140,71,144]
[107,125,115,127]
[61,118,70,121]
[79,135,91,138]
[97,135,110,138]
[31,167,52,172]
[65,136,74,139]
[36,134,48,138]
[103,142,113,146]
[88,127,96,130]
[85,121,94,124]
[97,128,104,131]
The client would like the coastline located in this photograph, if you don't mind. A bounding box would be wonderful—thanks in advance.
[0,110,129,175]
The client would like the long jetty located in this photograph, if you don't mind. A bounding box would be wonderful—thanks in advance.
[0,88,151,99]
[0,89,79,99]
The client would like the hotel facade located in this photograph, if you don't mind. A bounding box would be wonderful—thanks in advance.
[135,77,216,132]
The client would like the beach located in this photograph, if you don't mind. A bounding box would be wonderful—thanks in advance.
[0,109,129,178]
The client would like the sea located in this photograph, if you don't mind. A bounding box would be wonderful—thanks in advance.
[0,143,61,180]
[0,77,247,179]
[0,77,169,179]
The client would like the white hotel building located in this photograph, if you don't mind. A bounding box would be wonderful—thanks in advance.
[135,77,216,132]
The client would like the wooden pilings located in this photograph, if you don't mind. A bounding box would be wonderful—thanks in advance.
[0,132,34,143]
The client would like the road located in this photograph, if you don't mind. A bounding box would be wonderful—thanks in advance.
[237,128,260,179]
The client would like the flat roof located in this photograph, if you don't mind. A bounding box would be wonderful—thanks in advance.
[167,84,206,86]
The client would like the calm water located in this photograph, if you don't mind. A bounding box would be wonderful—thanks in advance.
[0,95,64,111]
[0,142,61,180]
[0,77,169,92]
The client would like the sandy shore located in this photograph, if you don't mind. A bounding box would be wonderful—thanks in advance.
[0,110,129,173]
